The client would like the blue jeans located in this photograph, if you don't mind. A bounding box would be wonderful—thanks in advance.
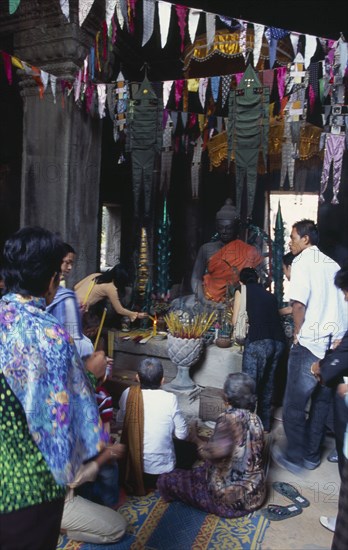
[283,343,332,464]
[242,338,285,431]
[76,464,119,507]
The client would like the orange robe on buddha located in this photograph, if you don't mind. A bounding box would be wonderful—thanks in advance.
[203,239,262,302]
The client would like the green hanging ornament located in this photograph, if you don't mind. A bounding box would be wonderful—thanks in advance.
[153,199,171,317]
[273,202,285,307]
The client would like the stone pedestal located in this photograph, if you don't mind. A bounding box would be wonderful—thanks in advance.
[113,332,243,389]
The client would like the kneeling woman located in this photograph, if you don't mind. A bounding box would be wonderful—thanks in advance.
[157,373,266,517]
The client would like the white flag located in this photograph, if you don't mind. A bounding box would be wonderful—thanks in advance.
[158,1,172,49]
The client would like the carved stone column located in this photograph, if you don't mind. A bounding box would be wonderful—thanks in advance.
[1,0,106,284]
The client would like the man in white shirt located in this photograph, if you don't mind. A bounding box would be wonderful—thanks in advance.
[117,357,189,494]
[272,219,348,474]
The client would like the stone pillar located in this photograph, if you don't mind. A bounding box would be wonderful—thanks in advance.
[4,0,106,283]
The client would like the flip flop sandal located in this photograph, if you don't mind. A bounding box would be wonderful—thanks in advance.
[260,503,303,521]
[273,481,310,508]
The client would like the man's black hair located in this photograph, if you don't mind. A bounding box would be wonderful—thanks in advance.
[2,226,64,296]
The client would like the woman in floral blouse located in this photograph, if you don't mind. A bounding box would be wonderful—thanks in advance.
[0,227,106,550]
[157,372,266,517]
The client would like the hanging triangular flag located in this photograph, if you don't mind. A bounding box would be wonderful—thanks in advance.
[276,66,287,100]
[11,56,23,70]
[79,0,94,26]
[106,0,117,29]
[31,66,44,98]
[175,79,184,109]
[40,70,49,92]
[218,16,239,29]
[304,35,318,69]
[265,27,289,68]
[253,23,264,67]
[211,76,220,103]
[59,0,69,21]
[181,111,188,129]
[115,0,125,28]
[221,75,232,107]
[238,20,247,61]
[188,8,200,44]
[187,78,199,92]
[97,84,107,118]
[1,52,12,84]
[74,69,82,102]
[9,0,20,15]
[158,1,172,49]
[128,0,137,34]
[118,0,129,30]
[171,111,178,132]
[290,32,299,56]
[206,12,215,52]
[337,36,348,77]
[50,74,57,103]
[142,0,155,46]
[199,77,208,109]
[163,80,173,107]
[175,5,188,53]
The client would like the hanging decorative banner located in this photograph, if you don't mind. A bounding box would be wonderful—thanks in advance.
[188,8,200,44]
[106,0,117,30]
[9,0,20,15]
[221,75,232,107]
[238,20,247,61]
[206,12,216,52]
[163,80,174,107]
[59,0,69,21]
[290,32,299,56]
[304,35,318,69]
[158,0,172,49]
[199,77,208,109]
[79,0,94,26]
[142,0,155,46]
[50,74,57,103]
[211,76,220,103]
[175,5,188,53]
[253,23,265,67]
[97,84,107,118]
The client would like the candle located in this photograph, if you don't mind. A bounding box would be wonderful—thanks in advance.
[153,319,157,336]
[94,307,107,350]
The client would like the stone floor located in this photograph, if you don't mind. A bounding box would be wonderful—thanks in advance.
[171,389,339,550]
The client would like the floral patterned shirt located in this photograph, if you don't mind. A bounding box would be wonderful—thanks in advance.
[0,293,106,501]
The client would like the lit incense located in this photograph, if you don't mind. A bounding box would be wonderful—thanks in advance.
[94,307,107,350]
